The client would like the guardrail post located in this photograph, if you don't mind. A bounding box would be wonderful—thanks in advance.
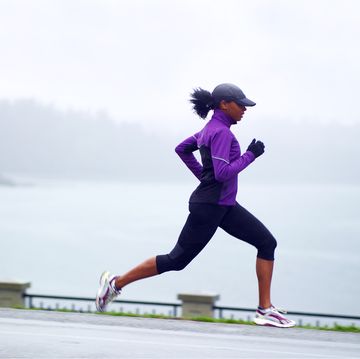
[0,280,31,308]
[177,292,220,318]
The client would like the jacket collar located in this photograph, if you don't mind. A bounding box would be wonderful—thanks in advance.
[211,109,235,128]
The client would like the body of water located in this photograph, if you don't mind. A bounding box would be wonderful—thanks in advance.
[0,176,359,317]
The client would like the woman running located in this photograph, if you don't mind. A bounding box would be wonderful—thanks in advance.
[96,83,295,328]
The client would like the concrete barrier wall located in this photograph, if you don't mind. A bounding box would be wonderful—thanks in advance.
[178,293,220,318]
[0,281,31,307]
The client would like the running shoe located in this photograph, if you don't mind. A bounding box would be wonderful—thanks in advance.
[95,271,121,312]
[254,306,296,328]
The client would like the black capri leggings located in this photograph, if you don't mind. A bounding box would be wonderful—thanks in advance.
[156,202,277,274]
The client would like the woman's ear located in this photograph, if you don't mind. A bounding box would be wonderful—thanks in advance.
[219,100,228,111]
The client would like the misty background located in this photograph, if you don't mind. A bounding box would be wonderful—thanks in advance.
[0,98,358,184]
[0,0,359,184]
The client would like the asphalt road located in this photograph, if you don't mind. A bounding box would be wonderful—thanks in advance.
[0,309,359,359]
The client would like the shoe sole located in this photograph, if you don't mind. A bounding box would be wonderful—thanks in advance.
[254,317,296,328]
[95,271,110,312]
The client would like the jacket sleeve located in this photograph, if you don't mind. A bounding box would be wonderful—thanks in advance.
[175,132,203,180]
[210,129,255,182]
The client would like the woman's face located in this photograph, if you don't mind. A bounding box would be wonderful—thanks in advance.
[220,101,247,122]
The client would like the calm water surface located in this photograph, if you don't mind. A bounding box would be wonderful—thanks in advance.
[0,177,359,316]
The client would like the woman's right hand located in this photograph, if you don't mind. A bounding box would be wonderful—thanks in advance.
[247,138,265,158]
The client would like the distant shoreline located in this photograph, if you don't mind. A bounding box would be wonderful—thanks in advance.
[0,173,16,186]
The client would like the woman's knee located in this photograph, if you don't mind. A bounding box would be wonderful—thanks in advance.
[257,237,277,261]
[156,242,195,273]
[156,254,189,273]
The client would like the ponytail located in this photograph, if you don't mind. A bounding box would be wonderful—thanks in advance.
[189,87,215,119]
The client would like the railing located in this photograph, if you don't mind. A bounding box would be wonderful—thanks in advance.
[24,294,181,317]
[23,293,360,327]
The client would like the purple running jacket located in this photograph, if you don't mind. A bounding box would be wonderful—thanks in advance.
[175,109,256,206]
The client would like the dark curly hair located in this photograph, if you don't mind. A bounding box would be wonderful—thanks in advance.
[189,88,216,119]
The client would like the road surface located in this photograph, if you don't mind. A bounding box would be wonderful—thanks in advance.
[0,308,359,358]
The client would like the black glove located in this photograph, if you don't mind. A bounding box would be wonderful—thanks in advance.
[247,138,265,158]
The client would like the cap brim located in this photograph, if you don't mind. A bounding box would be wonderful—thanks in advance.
[236,98,256,107]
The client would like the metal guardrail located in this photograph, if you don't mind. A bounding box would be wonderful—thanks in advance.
[24,294,181,317]
[23,293,360,326]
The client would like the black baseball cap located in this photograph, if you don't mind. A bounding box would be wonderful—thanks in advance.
[212,83,256,107]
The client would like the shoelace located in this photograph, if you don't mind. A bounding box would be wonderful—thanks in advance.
[271,306,288,314]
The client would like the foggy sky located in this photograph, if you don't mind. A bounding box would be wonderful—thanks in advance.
[0,0,359,135]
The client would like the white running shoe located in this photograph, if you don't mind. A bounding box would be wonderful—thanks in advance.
[254,306,296,328]
[95,271,121,312]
